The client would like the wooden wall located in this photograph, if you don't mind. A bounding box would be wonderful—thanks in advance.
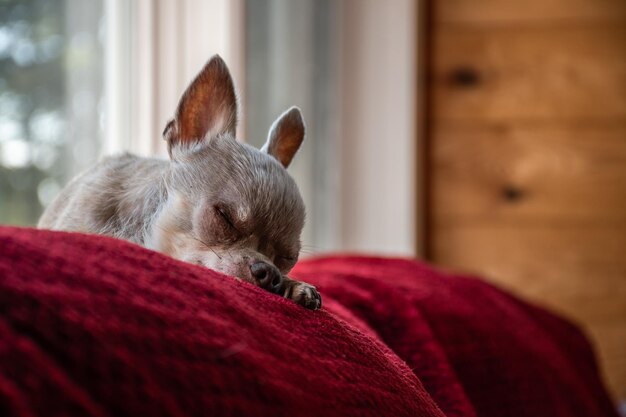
[424,0,626,400]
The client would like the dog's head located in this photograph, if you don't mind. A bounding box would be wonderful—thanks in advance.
[151,55,305,292]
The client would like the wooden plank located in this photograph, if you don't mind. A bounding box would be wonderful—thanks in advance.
[431,123,626,225]
[585,322,626,400]
[432,226,626,304]
[435,0,626,25]
[432,26,626,122]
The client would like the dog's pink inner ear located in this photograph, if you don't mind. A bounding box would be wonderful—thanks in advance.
[262,107,305,168]
[166,55,237,147]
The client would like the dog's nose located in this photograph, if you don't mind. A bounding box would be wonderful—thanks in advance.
[250,261,283,293]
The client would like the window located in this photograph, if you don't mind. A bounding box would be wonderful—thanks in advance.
[1,0,417,256]
[0,0,104,225]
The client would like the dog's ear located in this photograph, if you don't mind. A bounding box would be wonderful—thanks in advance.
[163,55,238,155]
[261,107,305,168]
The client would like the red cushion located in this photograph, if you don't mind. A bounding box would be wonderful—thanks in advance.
[0,227,618,417]
[293,257,619,417]
[0,227,443,417]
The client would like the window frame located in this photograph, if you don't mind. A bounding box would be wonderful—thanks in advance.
[103,0,245,157]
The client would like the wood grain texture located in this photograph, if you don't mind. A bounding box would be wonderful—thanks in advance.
[435,0,626,25]
[588,323,626,401]
[433,226,626,316]
[426,1,626,400]
[432,123,626,225]
[432,26,626,122]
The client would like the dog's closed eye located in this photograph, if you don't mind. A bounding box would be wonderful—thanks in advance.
[274,255,297,271]
[199,205,241,245]
[215,206,237,231]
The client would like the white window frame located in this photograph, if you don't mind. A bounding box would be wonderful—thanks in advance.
[104,0,245,158]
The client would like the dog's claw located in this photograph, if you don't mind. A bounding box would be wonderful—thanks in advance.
[299,285,322,310]
[283,279,322,310]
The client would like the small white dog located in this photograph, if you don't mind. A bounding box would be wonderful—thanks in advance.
[38,55,321,310]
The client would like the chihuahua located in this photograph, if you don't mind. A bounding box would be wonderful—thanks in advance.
[38,55,321,310]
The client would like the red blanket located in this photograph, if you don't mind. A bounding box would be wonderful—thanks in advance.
[0,227,617,417]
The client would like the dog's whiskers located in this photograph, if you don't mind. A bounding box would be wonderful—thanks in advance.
[191,236,223,260]
[299,247,320,255]
[210,247,223,260]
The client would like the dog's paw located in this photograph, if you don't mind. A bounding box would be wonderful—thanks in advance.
[293,283,322,310]
[283,279,322,310]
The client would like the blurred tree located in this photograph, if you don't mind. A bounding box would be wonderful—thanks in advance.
[0,0,103,226]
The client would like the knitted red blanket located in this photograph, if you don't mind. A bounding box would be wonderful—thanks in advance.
[0,227,618,417]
